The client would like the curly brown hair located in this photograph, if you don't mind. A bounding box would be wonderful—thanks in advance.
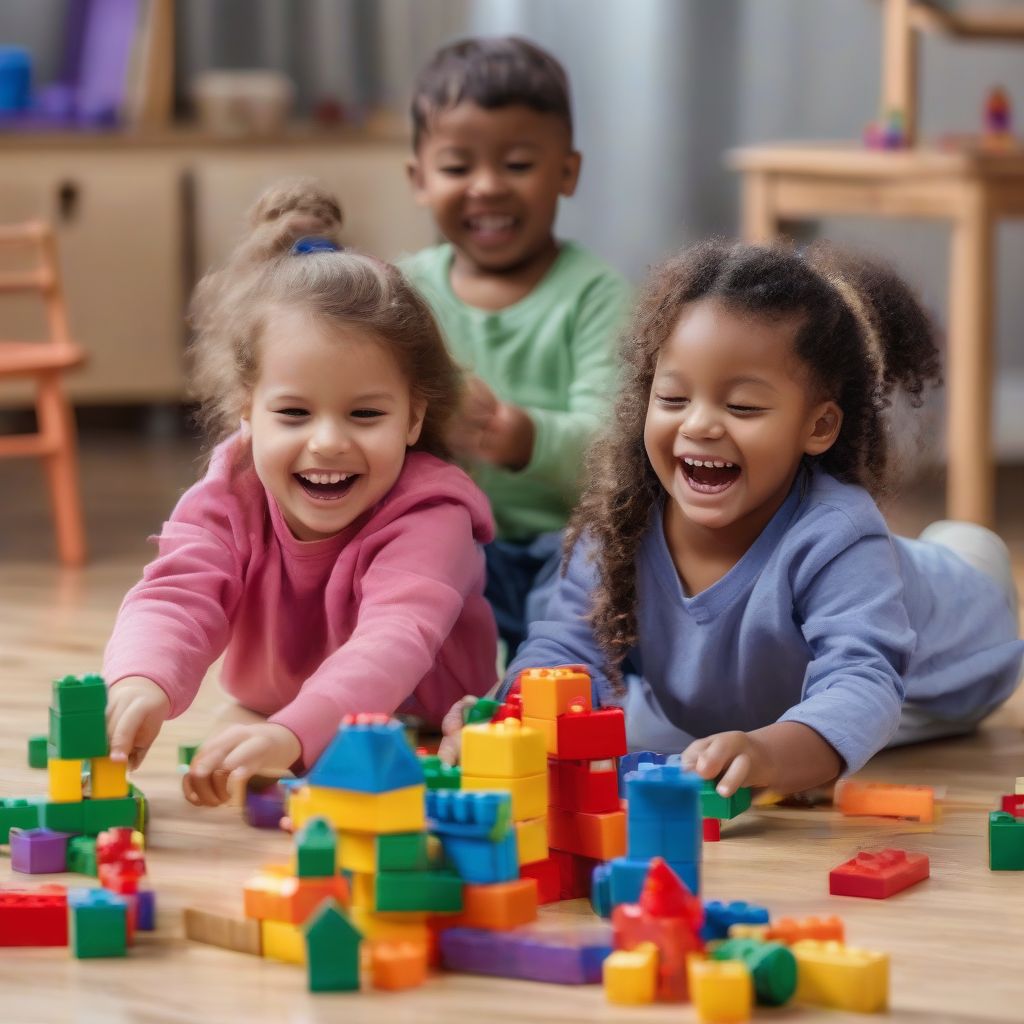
[567,238,942,690]
[188,178,462,461]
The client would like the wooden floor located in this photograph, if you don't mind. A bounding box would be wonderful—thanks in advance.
[1,430,1023,1023]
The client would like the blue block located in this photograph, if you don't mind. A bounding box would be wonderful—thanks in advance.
[134,889,157,931]
[701,900,770,941]
[609,856,700,906]
[626,763,702,862]
[590,862,612,918]
[307,717,423,792]
[427,790,512,840]
[617,751,667,795]
[440,830,518,884]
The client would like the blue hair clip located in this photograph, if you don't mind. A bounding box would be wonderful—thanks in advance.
[291,236,340,255]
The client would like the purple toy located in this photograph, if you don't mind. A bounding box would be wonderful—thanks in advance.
[133,889,157,931]
[10,827,71,874]
[244,783,286,829]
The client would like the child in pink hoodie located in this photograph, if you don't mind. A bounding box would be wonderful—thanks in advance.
[103,178,497,806]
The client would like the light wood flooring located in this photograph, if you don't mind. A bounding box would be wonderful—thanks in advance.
[1,430,1023,1023]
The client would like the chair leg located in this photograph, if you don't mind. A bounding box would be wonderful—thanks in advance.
[36,374,87,566]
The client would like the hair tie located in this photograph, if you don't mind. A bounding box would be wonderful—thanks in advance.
[291,236,341,255]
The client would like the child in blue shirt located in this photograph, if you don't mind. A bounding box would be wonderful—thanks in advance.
[444,240,1022,795]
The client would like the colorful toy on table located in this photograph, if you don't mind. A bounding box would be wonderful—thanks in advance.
[828,848,929,899]
[863,107,907,149]
[835,780,935,823]
[983,85,1013,148]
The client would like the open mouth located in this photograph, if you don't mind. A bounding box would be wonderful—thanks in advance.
[679,457,741,495]
[294,471,358,502]
[465,214,518,245]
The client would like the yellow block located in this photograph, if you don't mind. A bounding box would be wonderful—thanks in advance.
[688,956,753,1023]
[603,942,658,1005]
[462,772,547,821]
[349,906,429,947]
[288,783,425,834]
[515,817,549,865]
[261,919,305,964]
[461,719,546,779]
[519,667,592,720]
[48,758,83,803]
[350,872,375,910]
[793,940,889,1014]
[90,756,129,799]
[521,716,558,756]
[728,924,770,941]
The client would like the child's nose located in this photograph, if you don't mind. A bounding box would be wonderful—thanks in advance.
[467,166,507,197]
[308,420,350,456]
[679,403,724,440]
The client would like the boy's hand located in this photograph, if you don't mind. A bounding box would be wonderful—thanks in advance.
[681,730,773,797]
[106,676,172,770]
[437,695,478,766]
[183,723,301,807]
[450,375,534,470]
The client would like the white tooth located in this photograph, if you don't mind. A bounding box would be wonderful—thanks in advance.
[328,473,341,484]
[694,460,706,468]
[684,457,695,466]
[713,461,725,468]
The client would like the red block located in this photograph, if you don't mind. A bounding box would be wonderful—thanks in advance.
[97,827,138,866]
[549,758,620,814]
[519,857,561,905]
[555,707,627,760]
[549,849,596,900]
[0,886,68,946]
[613,902,703,1001]
[1000,794,1024,816]
[702,818,721,842]
[829,848,929,899]
[492,692,522,723]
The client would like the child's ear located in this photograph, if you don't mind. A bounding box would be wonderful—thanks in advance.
[406,157,428,205]
[560,150,582,198]
[406,397,427,447]
[805,400,843,456]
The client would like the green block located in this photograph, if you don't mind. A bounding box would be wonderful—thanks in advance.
[39,799,86,834]
[68,835,98,877]
[464,698,502,725]
[304,900,361,991]
[700,779,752,820]
[376,832,431,871]
[82,796,139,835]
[69,889,127,958]
[0,797,42,842]
[296,818,337,878]
[51,674,107,714]
[177,743,199,768]
[989,811,1024,870]
[27,735,49,769]
[49,706,108,759]
[421,754,461,791]
[711,938,797,1006]
[130,784,148,835]
[374,869,463,913]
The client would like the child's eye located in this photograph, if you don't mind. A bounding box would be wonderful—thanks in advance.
[440,165,468,176]
[728,405,764,415]
[276,408,308,418]
[351,409,385,420]
[655,394,688,407]
[505,161,534,172]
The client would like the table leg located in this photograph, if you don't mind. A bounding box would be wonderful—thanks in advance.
[740,172,777,243]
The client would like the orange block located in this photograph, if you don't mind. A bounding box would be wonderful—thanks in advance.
[449,878,538,931]
[766,916,845,945]
[519,666,592,720]
[244,869,350,924]
[836,782,934,823]
[548,805,626,860]
[371,941,428,990]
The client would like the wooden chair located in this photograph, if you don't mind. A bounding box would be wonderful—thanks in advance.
[0,221,87,565]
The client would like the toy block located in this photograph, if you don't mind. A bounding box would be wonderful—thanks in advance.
[465,697,502,725]
[371,940,427,990]
[701,901,770,942]
[339,831,431,874]
[177,743,199,768]
[10,827,70,873]
[68,887,127,958]
[38,798,85,834]
[0,886,68,946]
[132,890,156,931]
[288,782,425,834]
[47,757,83,802]
[515,816,548,865]
[449,877,538,930]
[304,898,362,991]
[700,778,752,820]
[81,795,140,835]
[766,916,844,945]
[262,919,306,964]
[526,705,627,760]
[128,784,148,834]
[349,906,429,946]
[243,869,350,924]
[549,758,620,814]
[52,673,107,713]
[245,781,286,829]
[184,906,261,955]
[703,818,721,842]
[492,692,522,722]
[549,805,626,862]
[829,848,930,898]
[462,771,547,821]
[461,718,547,779]
[27,734,48,768]
[711,938,797,1006]
[96,826,142,865]
[618,751,667,793]
[519,666,593,720]
[48,705,107,760]
[989,811,1024,869]
[520,856,561,904]
[551,848,599,900]
[295,817,337,877]
[99,849,146,894]
[427,789,512,840]
[728,924,770,941]
[610,855,700,906]
[792,940,889,1013]
[1000,793,1024,816]
[420,753,461,790]
[688,956,754,1022]
[604,941,658,1005]
[90,756,129,799]
[0,797,42,842]
[68,835,98,876]
[836,781,934,822]
[441,829,519,885]
[366,869,464,914]
[591,861,612,917]
[308,715,424,793]
[626,763,702,862]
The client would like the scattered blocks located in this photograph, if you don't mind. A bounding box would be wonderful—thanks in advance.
[603,941,658,1005]
[829,849,929,898]
[0,886,68,946]
[68,887,128,958]
[836,781,934,823]
[10,827,70,874]
[701,900,770,942]
[688,956,754,1022]
[989,811,1024,870]
[793,939,889,1013]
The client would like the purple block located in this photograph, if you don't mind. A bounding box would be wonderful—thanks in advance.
[245,783,286,829]
[10,828,71,873]
[133,889,156,931]
[440,927,509,976]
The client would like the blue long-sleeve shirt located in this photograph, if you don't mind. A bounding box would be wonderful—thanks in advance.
[505,468,1022,774]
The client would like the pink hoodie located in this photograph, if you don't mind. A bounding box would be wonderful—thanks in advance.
[104,435,497,769]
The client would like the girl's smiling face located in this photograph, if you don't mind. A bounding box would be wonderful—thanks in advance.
[245,307,425,541]
[644,298,842,545]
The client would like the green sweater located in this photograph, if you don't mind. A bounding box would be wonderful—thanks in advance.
[402,242,631,541]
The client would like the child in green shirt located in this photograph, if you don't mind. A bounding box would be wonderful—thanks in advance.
[403,36,631,658]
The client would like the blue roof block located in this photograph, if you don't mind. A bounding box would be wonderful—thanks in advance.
[307,716,424,793]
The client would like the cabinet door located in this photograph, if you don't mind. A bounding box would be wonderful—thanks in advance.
[0,152,185,403]
[192,144,436,275]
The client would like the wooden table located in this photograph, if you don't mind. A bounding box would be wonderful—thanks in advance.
[728,141,1024,525]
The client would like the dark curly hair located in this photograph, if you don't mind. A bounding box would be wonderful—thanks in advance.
[566,239,942,690]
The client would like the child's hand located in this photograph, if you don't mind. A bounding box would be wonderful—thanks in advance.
[182,723,301,807]
[437,695,478,766]
[106,676,172,769]
[681,730,773,797]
